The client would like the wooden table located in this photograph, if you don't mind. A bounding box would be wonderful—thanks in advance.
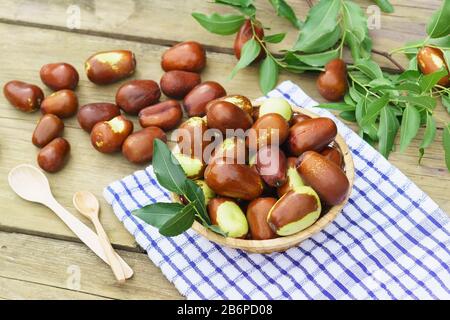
[0,0,448,300]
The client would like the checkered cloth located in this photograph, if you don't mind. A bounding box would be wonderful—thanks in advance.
[104,81,450,300]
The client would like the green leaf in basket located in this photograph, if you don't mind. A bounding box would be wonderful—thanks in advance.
[159,201,197,237]
[134,202,184,228]
[183,179,210,225]
[152,139,187,194]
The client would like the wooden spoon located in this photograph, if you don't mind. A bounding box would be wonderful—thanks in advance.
[8,164,133,279]
[73,191,126,283]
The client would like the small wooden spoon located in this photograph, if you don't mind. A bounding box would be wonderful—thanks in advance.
[73,191,126,283]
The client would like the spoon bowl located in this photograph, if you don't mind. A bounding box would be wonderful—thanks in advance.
[8,164,52,203]
[73,191,100,220]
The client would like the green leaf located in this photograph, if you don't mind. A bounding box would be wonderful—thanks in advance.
[183,179,210,225]
[418,113,436,164]
[264,33,286,43]
[342,1,372,60]
[442,94,450,113]
[205,224,228,237]
[215,0,256,16]
[444,50,450,68]
[397,70,421,82]
[419,68,448,92]
[399,105,421,152]
[396,95,437,111]
[159,201,196,237]
[229,38,261,79]
[339,110,357,122]
[293,47,340,67]
[443,124,450,171]
[360,94,389,127]
[355,96,367,125]
[426,0,450,38]
[372,0,394,13]
[268,0,301,29]
[259,56,279,94]
[408,56,418,71]
[134,202,184,229]
[152,139,187,194]
[292,0,341,53]
[377,106,399,158]
[354,59,384,80]
[318,102,356,111]
[192,13,245,35]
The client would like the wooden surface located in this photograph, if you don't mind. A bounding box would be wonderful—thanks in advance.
[0,0,448,299]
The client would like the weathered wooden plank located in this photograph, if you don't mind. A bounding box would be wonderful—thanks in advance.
[0,0,440,70]
[0,232,183,299]
[0,276,110,300]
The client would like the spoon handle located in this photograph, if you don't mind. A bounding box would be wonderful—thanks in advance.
[45,198,133,279]
[92,217,126,283]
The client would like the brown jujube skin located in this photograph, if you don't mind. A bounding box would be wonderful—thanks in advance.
[268,191,318,231]
[277,157,299,197]
[41,89,78,118]
[160,70,201,99]
[161,41,206,73]
[321,146,344,168]
[204,162,264,200]
[37,137,70,173]
[206,100,253,134]
[316,59,348,101]
[40,63,79,91]
[183,81,226,117]
[208,95,253,117]
[287,117,337,156]
[77,103,121,132]
[122,127,167,164]
[290,113,311,126]
[115,80,161,115]
[296,151,349,205]
[209,137,247,165]
[3,81,44,113]
[90,115,134,153]
[85,50,136,85]
[246,198,278,240]
[139,100,182,131]
[176,118,210,160]
[32,114,64,148]
[246,113,289,150]
[252,107,260,122]
[255,146,287,188]
[417,46,450,87]
[234,20,265,62]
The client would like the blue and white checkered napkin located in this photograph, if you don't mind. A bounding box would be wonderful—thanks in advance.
[104,81,450,300]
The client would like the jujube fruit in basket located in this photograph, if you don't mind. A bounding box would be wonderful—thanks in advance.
[246,113,289,150]
[208,197,249,238]
[3,80,44,113]
[32,114,64,148]
[290,113,311,126]
[267,186,321,236]
[277,157,304,198]
[160,70,201,99]
[204,162,264,201]
[296,151,350,206]
[175,117,211,160]
[183,81,226,117]
[77,103,121,133]
[173,153,206,179]
[40,63,79,91]
[37,137,71,173]
[258,98,293,121]
[161,41,206,73]
[321,146,344,168]
[254,146,287,188]
[208,137,247,165]
[210,95,253,117]
[138,100,183,131]
[122,127,167,164]
[85,50,136,85]
[91,115,134,153]
[115,80,161,115]
[316,58,348,101]
[41,89,78,118]
[206,100,253,134]
[246,197,278,240]
[287,117,337,156]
